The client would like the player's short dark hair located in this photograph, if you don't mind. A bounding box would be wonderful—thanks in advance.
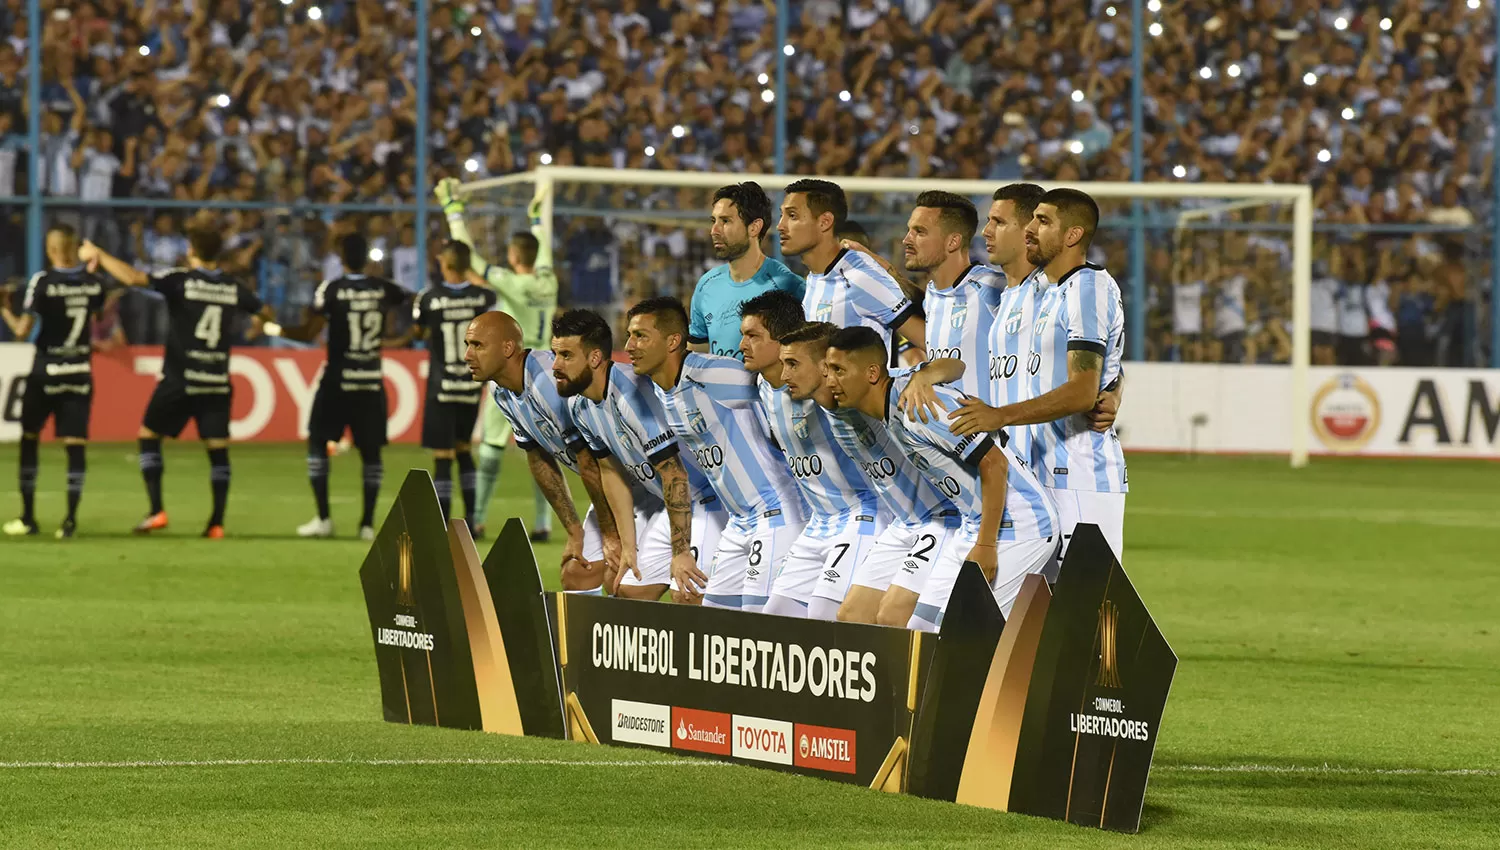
[510,232,540,266]
[1040,187,1100,246]
[738,290,805,341]
[440,239,471,270]
[784,178,847,229]
[339,233,369,271]
[992,182,1047,221]
[713,182,772,238]
[914,190,978,243]
[552,308,612,353]
[46,222,77,241]
[627,296,689,338]
[827,326,886,361]
[778,321,837,359]
[835,219,870,247]
[187,228,222,262]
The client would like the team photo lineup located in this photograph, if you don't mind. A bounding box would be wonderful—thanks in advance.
[5,175,1125,631]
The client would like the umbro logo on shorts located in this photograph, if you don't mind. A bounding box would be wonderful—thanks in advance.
[822,569,839,580]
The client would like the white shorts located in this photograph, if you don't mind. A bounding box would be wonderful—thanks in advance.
[582,503,674,588]
[772,515,884,606]
[851,520,962,595]
[914,525,1058,625]
[1048,488,1125,565]
[705,510,805,610]
[690,502,727,575]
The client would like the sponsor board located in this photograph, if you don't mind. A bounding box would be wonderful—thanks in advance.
[793,723,856,774]
[672,707,731,756]
[732,714,793,765]
[1,343,432,442]
[610,699,671,748]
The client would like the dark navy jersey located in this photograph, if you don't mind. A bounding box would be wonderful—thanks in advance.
[412,282,497,404]
[17,265,108,386]
[312,273,407,392]
[150,267,264,393]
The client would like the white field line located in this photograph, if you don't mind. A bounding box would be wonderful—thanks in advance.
[1129,505,1500,530]
[0,757,1493,777]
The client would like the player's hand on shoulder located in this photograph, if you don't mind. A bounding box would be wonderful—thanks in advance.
[898,369,945,424]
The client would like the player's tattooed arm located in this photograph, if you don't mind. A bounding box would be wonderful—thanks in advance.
[654,455,694,557]
[1086,368,1123,433]
[576,448,621,569]
[949,347,1102,435]
[526,447,585,565]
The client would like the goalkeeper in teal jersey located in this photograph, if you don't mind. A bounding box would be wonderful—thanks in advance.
[435,178,559,540]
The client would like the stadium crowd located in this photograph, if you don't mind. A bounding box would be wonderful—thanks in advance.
[0,0,1492,365]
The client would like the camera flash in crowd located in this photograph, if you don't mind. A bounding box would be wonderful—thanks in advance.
[1070,89,1084,102]
[1302,72,1317,86]
[1198,66,1212,80]
[138,45,150,56]
[1146,0,1161,12]
[1380,17,1392,30]
[761,90,775,103]
[471,26,482,37]
[757,73,769,85]
[783,44,795,56]
[1067,140,1084,155]
[671,125,687,138]
[279,0,293,5]
[1172,164,1187,179]
[1341,107,1356,120]
[1317,149,1332,163]
[644,145,656,157]
[368,248,384,263]
[538,152,553,165]
[839,90,851,102]
[464,158,479,174]
[1227,63,1241,78]
[1105,6,1116,17]
[1467,0,1480,10]
[307,6,322,21]
[1148,22,1163,37]
[1334,16,1348,30]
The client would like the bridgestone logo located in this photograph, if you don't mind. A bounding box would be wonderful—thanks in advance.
[616,714,665,733]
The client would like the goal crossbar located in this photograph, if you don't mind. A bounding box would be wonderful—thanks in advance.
[459,166,1314,468]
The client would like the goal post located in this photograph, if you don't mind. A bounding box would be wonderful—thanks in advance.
[456,167,1315,468]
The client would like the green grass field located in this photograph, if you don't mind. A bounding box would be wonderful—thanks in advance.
[1,443,1497,848]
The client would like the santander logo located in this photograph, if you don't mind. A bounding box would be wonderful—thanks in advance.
[671,707,731,756]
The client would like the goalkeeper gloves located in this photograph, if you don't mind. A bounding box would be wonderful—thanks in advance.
[435,178,465,216]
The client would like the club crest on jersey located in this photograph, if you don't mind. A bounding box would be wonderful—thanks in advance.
[813,303,833,322]
[614,419,636,448]
[854,424,877,447]
[792,415,810,440]
[949,302,968,329]
[905,451,930,471]
[1033,308,1053,337]
[1004,309,1023,335]
[687,409,708,434]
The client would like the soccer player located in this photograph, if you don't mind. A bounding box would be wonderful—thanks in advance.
[79,231,278,537]
[825,327,1057,625]
[462,310,620,591]
[688,182,804,359]
[738,292,881,620]
[624,297,804,611]
[551,309,717,600]
[281,233,409,540]
[1,224,107,538]
[436,178,559,541]
[948,189,1128,564]
[410,240,498,523]
[777,178,926,362]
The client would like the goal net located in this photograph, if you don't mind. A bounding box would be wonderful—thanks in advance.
[454,168,1313,467]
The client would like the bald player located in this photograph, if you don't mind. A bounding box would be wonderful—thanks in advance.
[463,311,619,591]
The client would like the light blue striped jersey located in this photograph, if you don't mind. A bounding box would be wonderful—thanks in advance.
[756,377,879,535]
[568,364,720,510]
[802,248,916,356]
[822,407,961,531]
[985,269,1047,464]
[653,352,800,527]
[688,258,805,359]
[1028,264,1128,493]
[491,349,580,473]
[886,374,1056,542]
[924,264,1005,400]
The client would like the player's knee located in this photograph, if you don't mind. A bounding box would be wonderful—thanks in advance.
[876,596,916,628]
[61,437,85,446]
[433,449,455,460]
[455,441,472,454]
[837,598,875,624]
[204,439,228,450]
[561,560,605,592]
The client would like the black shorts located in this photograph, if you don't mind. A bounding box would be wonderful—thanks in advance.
[20,377,92,439]
[1311,331,1337,349]
[422,399,480,450]
[309,384,388,450]
[142,379,232,440]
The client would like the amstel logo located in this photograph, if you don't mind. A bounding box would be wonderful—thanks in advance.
[1311,374,1380,452]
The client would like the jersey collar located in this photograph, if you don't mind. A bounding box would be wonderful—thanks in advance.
[1053,262,1104,286]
